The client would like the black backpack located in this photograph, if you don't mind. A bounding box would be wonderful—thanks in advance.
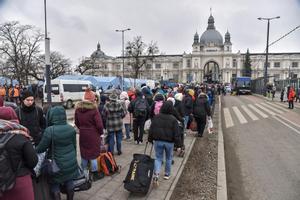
[134,99,147,117]
[0,134,20,196]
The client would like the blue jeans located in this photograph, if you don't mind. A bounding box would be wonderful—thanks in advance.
[124,124,131,139]
[184,115,190,129]
[51,179,74,193]
[107,129,122,153]
[81,158,98,172]
[154,140,174,176]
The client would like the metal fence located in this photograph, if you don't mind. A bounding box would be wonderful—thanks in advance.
[251,77,300,94]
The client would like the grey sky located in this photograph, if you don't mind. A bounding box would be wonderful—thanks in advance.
[0,0,299,65]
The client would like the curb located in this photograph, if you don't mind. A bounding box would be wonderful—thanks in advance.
[164,137,196,200]
[217,95,228,200]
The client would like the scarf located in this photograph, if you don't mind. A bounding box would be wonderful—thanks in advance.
[0,119,31,139]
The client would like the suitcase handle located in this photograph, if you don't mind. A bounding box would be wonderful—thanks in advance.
[144,142,153,156]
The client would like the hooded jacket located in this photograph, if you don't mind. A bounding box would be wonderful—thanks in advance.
[148,101,180,146]
[193,93,211,118]
[36,106,79,184]
[75,100,103,159]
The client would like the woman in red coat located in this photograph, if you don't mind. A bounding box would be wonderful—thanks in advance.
[288,86,295,109]
[75,88,104,180]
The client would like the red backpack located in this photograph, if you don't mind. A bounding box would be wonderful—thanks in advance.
[97,152,119,176]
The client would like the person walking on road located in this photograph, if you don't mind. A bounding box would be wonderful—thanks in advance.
[288,86,295,109]
[120,91,131,140]
[192,92,211,137]
[75,88,104,181]
[15,90,46,146]
[36,106,78,200]
[148,101,181,186]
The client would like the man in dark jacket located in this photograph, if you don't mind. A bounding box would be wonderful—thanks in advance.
[128,90,149,144]
[193,92,211,137]
[148,101,180,186]
[15,90,46,145]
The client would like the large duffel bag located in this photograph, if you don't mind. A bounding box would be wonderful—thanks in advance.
[123,142,154,194]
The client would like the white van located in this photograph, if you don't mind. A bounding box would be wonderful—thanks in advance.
[43,79,98,109]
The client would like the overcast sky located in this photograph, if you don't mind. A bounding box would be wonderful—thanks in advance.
[0,0,299,65]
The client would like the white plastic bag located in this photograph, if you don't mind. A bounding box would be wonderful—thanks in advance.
[144,119,151,131]
[207,117,213,134]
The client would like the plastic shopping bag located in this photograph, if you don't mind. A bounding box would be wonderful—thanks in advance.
[207,117,213,134]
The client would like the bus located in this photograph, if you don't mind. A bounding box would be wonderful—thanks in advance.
[233,77,252,95]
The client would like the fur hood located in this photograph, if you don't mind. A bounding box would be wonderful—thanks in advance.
[75,100,97,112]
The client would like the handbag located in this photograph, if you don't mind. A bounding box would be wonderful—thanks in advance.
[189,118,198,132]
[61,166,92,193]
[42,127,60,176]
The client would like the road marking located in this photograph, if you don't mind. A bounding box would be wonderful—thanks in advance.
[255,103,276,116]
[232,106,247,124]
[260,102,284,114]
[223,108,234,128]
[265,101,288,112]
[274,102,288,108]
[248,104,268,118]
[276,115,300,129]
[241,105,259,121]
[273,116,300,135]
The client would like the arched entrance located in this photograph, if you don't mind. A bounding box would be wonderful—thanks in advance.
[203,61,220,83]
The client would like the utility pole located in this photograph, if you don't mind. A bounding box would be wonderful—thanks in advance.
[258,16,280,96]
[116,28,131,91]
[44,0,51,105]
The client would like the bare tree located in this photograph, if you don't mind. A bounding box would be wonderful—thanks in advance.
[125,36,159,80]
[0,21,43,85]
[75,57,96,75]
[30,51,72,80]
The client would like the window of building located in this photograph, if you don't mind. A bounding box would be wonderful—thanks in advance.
[292,62,298,68]
[264,62,270,68]
[116,65,121,70]
[155,64,161,69]
[274,62,280,68]
[146,64,152,69]
[173,62,179,69]
[187,59,191,68]
[233,59,237,68]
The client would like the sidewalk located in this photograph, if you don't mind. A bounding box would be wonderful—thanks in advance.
[66,134,196,200]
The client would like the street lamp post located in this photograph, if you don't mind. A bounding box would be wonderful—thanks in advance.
[258,16,280,96]
[44,0,51,105]
[116,28,131,91]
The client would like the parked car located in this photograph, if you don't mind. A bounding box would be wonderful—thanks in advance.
[225,85,232,93]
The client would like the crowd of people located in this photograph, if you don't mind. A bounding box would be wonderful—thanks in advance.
[0,82,216,200]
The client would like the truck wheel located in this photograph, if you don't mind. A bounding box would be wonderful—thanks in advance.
[66,100,73,109]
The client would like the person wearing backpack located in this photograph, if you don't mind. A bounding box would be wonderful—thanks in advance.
[15,90,46,146]
[0,107,38,200]
[128,90,149,144]
[36,106,79,200]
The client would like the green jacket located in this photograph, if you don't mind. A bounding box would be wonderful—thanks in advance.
[36,106,79,184]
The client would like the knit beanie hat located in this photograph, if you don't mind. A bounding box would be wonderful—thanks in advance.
[0,107,19,123]
[21,90,34,101]
[84,89,96,102]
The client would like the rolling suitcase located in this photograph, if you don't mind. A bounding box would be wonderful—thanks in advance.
[123,142,154,194]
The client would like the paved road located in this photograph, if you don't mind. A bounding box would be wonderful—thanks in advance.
[222,95,300,200]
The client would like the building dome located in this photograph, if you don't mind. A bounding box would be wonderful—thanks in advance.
[200,14,223,46]
[91,42,111,59]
